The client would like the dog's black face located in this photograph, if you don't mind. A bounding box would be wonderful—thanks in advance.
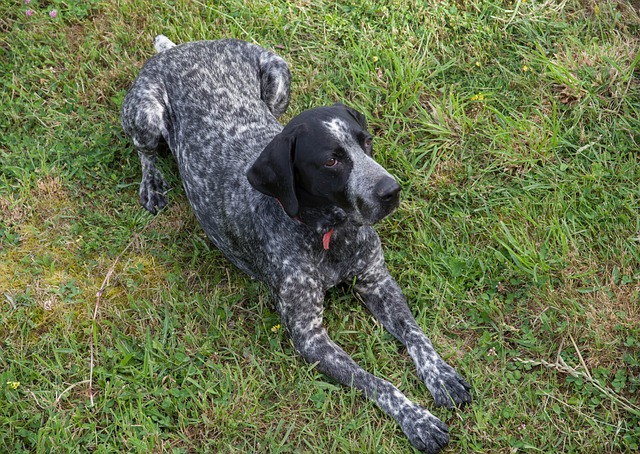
[247,103,400,232]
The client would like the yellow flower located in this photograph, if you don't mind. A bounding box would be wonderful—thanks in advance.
[470,93,485,101]
[7,381,20,389]
[271,324,281,333]
[475,61,482,67]
[372,56,379,63]
[523,65,529,72]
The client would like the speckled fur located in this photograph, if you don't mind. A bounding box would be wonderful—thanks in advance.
[121,36,471,453]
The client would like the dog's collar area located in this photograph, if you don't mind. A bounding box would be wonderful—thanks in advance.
[322,229,334,250]
[276,198,338,250]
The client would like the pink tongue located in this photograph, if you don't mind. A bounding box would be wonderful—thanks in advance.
[322,229,334,250]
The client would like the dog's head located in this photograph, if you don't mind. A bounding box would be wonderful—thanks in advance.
[247,103,400,232]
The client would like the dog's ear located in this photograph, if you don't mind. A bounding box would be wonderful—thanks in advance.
[335,103,368,129]
[247,129,299,218]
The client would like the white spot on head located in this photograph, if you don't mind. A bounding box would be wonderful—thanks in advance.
[323,118,352,146]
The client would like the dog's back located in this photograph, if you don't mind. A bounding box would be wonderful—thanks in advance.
[122,39,292,276]
[124,38,288,166]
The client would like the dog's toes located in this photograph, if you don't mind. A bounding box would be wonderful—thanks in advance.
[434,377,472,409]
[139,176,168,214]
[424,361,472,409]
[399,404,449,453]
[140,191,167,214]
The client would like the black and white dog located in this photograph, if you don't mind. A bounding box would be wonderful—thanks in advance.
[121,36,471,453]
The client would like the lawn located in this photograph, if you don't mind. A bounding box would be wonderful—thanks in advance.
[1,0,639,452]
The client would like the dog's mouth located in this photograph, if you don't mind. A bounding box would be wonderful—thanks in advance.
[345,172,401,226]
[356,198,400,226]
[292,176,400,248]
[353,183,401,226]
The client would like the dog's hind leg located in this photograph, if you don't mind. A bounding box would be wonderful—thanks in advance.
[121,80,170,215]
[136,148,168,215]
[258,50,291,119]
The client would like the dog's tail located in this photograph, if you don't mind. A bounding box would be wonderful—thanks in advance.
[154,35,176,53]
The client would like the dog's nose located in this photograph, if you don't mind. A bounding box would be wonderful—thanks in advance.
[376,178,401,203]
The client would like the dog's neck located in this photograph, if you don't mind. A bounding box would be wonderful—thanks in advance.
[297,205,347,235]
[273,196,350,250]
[292,186,351,236]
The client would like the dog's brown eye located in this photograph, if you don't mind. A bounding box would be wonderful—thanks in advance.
[325,158,338,167]
[364,138,372,148]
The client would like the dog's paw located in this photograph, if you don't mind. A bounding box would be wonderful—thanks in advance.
[399,404,449,453]
[421,360,472,409]
[139,170,168,214]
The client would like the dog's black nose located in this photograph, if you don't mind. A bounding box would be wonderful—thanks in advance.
[376,178,401,203]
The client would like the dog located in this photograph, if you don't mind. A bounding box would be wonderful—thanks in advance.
[121,36,471,453]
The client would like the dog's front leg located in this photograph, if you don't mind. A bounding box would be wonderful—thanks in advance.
[355,255,472,409]
[272,278,449,453]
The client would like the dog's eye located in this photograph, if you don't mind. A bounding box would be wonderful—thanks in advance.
[363,137,373,154]
[325,158,338,167]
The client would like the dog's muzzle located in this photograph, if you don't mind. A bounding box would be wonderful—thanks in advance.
[354,175,401,225]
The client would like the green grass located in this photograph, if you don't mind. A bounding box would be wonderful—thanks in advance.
[1,0,639,452]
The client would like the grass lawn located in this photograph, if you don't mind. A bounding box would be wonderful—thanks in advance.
[1,0,639,452]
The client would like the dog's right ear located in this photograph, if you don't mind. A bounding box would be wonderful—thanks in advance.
[247,129,299,219]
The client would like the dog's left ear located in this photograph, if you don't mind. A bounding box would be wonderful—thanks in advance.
[335,103,368,129]
[247,128,300,219]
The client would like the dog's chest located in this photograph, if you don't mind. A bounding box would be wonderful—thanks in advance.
[312,228,377,287]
